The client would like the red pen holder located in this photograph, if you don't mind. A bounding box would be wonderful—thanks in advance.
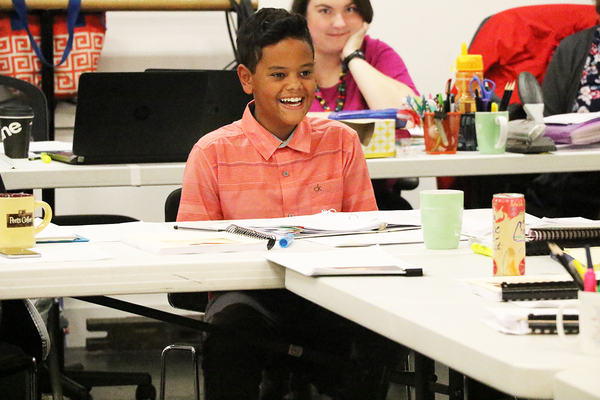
[423,112,461,154]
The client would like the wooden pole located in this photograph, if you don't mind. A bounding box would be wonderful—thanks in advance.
[0,0,258,12]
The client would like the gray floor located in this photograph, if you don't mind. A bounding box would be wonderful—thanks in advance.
[65,346,203,400]
[63,346,421,400]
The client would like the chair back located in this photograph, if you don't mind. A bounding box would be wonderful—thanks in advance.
[0,299,50,362]
[164,187,209,312]
[469,4,600,105]
[165,188,182,223]
[0,75,49,141]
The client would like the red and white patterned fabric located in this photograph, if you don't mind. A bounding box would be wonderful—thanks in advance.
[0,12,105,99]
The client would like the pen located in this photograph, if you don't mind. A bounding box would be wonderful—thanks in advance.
[474,89,484,112]
[562,250,587,278]
[433,115,449,146]
[279,233,294,248]
[444,78,452,113]
[28,152,51,163]
[174,225,224,232]
[471,242,492,257]
[548,243,585,290]
[584,245,598,292]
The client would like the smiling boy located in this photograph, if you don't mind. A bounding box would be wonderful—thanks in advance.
[177,8,398,400]
[177,8,376,222]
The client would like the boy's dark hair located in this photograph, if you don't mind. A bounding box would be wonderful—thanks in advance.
[236,8,314,73]
[291,0,374,24]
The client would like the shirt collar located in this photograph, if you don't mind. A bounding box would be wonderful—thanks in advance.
[240,101,312,159]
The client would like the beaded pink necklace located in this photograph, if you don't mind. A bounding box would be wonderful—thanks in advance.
[314,65,347,112]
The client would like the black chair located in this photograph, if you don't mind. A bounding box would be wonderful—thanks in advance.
[160,188,205,400]
[0,299,51,400]
[163,189,413,399]
[0,75,49,142]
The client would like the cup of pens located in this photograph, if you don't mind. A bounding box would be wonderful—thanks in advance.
[422,111,461,154]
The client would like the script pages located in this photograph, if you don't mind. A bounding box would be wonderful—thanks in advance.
[266,245,423,276]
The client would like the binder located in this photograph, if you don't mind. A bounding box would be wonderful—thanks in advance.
[527,314,579,334]
[499,280,579,301]
[456,275,584,302]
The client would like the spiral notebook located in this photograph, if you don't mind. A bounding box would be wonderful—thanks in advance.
[526,217,600,254]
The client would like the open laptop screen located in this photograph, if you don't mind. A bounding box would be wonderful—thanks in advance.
[66,69,251,164]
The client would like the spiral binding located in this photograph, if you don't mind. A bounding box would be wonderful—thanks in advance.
[225,224,276,250]
[527,228,600,241]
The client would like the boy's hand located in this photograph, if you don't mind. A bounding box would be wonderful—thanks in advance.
[341,22,369,61]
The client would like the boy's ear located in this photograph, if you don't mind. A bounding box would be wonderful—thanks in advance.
[237,64,254,95]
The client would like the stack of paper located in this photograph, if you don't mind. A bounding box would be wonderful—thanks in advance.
[543,111,600,144]
[266,246,422,276]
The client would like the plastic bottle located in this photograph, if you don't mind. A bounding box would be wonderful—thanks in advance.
[455,42,483,113]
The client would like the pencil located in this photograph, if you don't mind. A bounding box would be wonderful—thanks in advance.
[499,81,515,112]
[548,242,585,290]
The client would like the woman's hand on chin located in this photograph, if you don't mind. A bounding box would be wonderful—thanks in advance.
[342,22,369,60]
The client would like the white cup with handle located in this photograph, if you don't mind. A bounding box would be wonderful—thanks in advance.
[556,291,600,356]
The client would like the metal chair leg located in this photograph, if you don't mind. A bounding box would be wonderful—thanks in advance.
[159,344,200,400]
[26,358,38,400]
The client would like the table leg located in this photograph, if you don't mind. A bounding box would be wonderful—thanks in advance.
[413,352,435,400]
[448,368,465,400]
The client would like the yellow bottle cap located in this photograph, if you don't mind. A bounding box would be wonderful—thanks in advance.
[456,42,483,72]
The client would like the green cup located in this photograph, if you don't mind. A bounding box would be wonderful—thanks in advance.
[420,189,464,250]
[475,111,508,154]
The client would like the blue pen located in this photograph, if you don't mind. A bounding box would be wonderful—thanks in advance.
[279,233,295,248]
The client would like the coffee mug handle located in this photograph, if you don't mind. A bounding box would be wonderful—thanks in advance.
[556,302,578,343]
[34,201,53,235]
[494,116,508,149]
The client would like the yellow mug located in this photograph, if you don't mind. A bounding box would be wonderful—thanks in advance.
[0,193,52,250]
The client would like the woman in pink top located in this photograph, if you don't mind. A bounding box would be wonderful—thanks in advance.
[291,0,418,113]
[292,0,419,210]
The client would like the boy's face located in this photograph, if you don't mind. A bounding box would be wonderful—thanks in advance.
[238,38,316,140]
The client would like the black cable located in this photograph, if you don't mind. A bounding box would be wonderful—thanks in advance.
[224,0,255,68]
[225,10,239,66]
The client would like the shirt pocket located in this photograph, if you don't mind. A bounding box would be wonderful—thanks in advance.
[308,177,344,212]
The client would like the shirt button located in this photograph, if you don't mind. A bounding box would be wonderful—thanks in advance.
[288,214,294,217]
[283,171,289,177]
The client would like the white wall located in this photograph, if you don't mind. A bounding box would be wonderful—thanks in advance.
[55,0,592,222]
[60,0,592,347]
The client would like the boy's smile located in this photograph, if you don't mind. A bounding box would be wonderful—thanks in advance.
[238,38,316,140]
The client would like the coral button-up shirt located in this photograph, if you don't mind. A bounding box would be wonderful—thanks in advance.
[177,103,377,221]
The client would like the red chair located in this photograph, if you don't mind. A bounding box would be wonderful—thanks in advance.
[469,4,599,106]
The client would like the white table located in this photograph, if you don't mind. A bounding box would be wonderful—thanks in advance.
[284,242,600,399]
[3,145,600,189]
[0,240,284,300]
[1,216,599,399]
[554,368,600,400]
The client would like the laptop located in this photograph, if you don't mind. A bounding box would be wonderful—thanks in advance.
[50,70,252,164]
